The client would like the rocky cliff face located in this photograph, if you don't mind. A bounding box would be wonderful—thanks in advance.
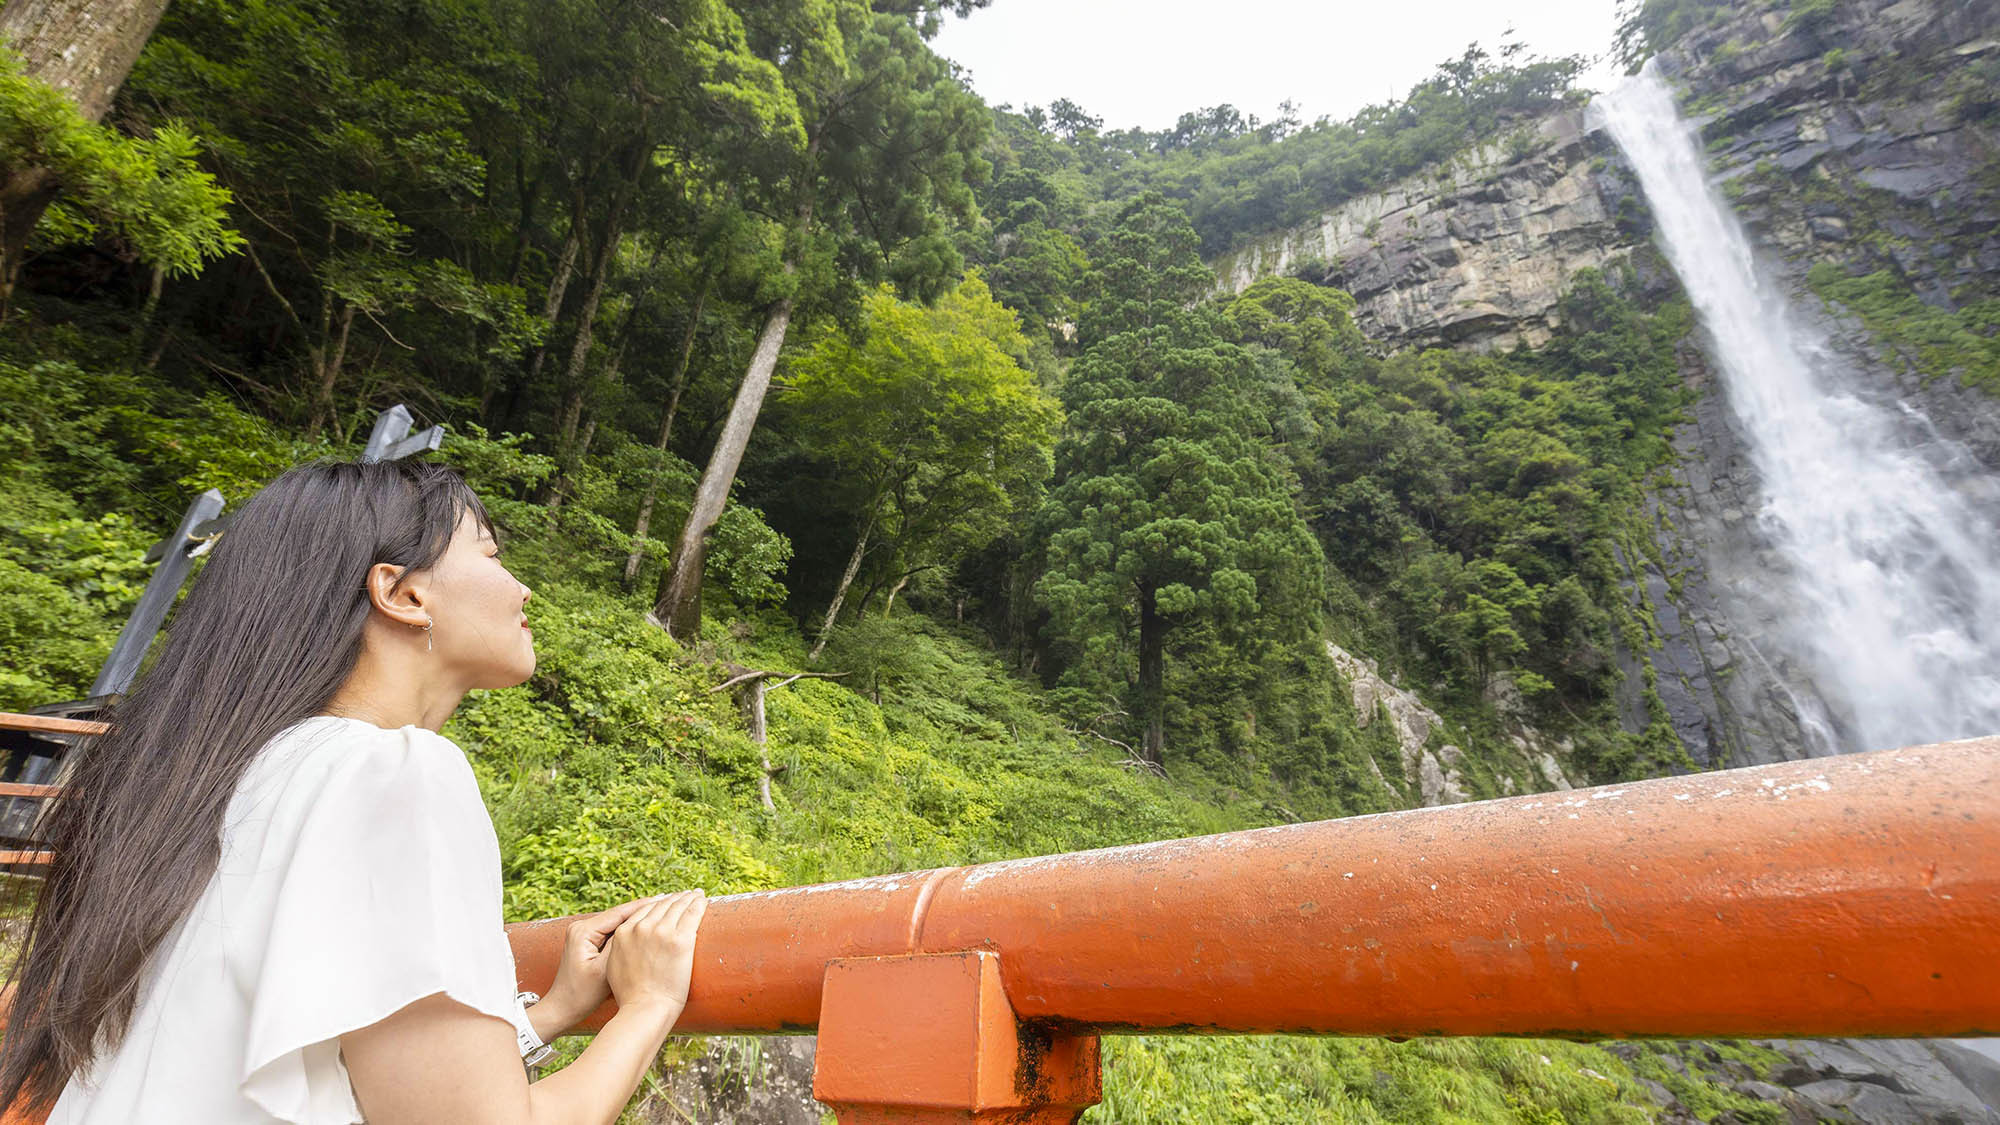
[1211,109,1636,351]
[1629,0,2000,767]
[1218,0,2000,773]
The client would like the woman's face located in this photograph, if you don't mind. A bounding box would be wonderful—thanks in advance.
[419,510,535,690]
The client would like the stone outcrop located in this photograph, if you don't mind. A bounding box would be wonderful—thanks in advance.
[1615,341,1830,766]
[1759,1039,2000,1124]
[1602,1039,2000,1124]
[1325,640,1470,805]
[1325,641,1580,804]
[1212,110,1637,351]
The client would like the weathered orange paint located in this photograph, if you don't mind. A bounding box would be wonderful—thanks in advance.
[512,738,2000,1040]
[812,952,1101,1122]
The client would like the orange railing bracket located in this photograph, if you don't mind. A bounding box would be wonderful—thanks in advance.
[813,952,1101,1122]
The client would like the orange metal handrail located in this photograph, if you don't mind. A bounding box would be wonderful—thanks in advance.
[505,738,2000,1120]
[0,714,95,873]
[0,715,105,738]
[511,738,2000,1040]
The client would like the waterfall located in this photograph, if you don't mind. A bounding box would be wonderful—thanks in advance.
[1594,63,2000,756]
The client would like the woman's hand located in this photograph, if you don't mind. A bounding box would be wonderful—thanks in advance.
[605,889,708,1021]
[343,890,708,1124]
[532,896,657,1037]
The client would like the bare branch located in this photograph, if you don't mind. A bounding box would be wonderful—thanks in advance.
[711,667,850,694]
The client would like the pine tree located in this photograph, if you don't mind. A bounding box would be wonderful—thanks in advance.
[1035,194,1324,761]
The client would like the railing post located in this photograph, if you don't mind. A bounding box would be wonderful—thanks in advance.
[812,952,1102,1124]
[102,488,226,699]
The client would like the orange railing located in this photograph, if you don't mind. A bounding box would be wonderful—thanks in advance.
[507,738,2000,1122]
[1,713,1994,1122]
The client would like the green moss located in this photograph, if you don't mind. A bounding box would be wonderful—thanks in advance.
[1808,264,2000,394]
[1621,1041,1786,1123]
[1781,0,1837,34]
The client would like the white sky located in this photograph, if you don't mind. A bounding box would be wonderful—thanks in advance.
[931,0,1627,133]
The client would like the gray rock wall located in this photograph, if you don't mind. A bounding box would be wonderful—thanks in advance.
[1211,110,1637,351]
[1632,0,2000,766]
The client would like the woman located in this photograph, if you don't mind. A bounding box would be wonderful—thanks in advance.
[0,460,706,1123]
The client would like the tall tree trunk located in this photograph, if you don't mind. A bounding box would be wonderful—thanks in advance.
[882,571,913,617]
[652,290,793,637]
[0,0,174,310]
[652,140,819,638]
[1137,583,1166,762]
[809,506,877,661]
[0,0,171,119]
[523,206,583,386]
[130,262,163,357]
[879,565,938,618]
[552,221,621,457]
[548,145,650,501]
[624,283,708,584]
[306,303,355,440]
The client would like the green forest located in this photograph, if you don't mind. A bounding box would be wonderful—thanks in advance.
[0,0,1835,1120]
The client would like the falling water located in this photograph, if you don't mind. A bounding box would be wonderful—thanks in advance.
[1595,64,2000,754]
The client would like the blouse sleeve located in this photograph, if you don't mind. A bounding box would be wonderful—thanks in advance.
[231,722,524,1122]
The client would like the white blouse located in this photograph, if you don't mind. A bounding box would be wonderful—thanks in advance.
[50,716,534,1123]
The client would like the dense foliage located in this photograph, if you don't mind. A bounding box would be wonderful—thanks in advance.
[0,47,239,311]
[1036,194,1326,761]
[1808,263,2000,394]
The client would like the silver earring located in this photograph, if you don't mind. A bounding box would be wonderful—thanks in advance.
[424,615,434,652]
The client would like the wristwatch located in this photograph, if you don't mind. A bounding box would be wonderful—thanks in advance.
[515,991,556,1068]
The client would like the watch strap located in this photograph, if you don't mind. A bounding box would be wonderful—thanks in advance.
[515,990,556,1067]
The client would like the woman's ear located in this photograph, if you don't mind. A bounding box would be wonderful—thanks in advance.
[363,562,430,629]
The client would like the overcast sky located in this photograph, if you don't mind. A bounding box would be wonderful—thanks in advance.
[931,0,1628,133]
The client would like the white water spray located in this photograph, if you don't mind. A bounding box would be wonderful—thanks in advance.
[1596,65,2000,754]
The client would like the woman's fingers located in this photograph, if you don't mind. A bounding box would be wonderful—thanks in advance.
[653,890,704,932]
[604,888,707,1014]
[676,894,708,935]
[580,896,656,945]
[616,890,693,938]
[572,903,641,952]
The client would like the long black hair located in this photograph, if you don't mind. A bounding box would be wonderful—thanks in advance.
[0,459,491,1111]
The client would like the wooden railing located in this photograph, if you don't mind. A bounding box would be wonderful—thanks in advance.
[0,713,103,867]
